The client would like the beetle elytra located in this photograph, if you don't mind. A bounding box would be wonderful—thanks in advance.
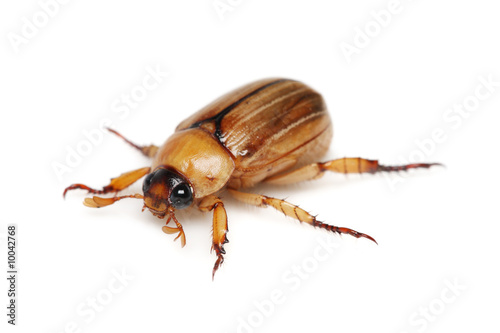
[64,78,440,278]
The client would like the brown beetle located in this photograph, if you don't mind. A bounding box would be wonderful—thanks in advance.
[64,78,440,278]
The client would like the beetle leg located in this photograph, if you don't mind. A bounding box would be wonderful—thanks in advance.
[198,195,229,280]
[228,189,377,244]
[265,157,442,185]
[63,167,151,198]
[107,128,159,158]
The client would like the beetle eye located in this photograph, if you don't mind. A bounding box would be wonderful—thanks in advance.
[170,183,193,209]
[143,173,154,193]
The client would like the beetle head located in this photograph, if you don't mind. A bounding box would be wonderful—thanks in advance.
[142,167,194,217]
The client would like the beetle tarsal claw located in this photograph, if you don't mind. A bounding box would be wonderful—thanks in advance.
[212,253,224,280]
[349,230,378,245]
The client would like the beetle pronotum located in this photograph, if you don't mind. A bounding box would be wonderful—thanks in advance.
[64,78,440,278]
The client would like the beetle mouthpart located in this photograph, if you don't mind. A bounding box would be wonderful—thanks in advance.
[144,195,168,214]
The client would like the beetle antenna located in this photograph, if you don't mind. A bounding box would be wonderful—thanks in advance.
[377,162,444,173]
[161,210,187,247]
[83,194,144,208]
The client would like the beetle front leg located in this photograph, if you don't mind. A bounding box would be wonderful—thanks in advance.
[198,195,229,280]
[228,189,377,244]
[63,167,151,198]
[265,157,442,185]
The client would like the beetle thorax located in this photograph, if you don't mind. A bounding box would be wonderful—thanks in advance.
[152,128,235,198]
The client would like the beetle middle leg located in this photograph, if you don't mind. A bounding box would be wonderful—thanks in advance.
[107,128,159,158]
[265,157,442,185]
[227,189,376,243]
[198,195,229,280]
[63,167,151,198]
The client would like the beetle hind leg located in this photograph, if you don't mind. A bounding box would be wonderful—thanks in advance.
[265,157,442,185]
[228,189,376,244]
[198,195,229,280]
[63,167,150,198]
[107,128,159,158]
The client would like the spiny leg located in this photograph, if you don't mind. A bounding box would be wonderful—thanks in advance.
[265,157,442,185]
[227,189,376,244]
[107,128,159,158]
[162,212,187,247]
[198,195,229,280]
[63,167,151,198]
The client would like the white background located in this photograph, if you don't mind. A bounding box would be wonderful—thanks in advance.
[1,0,499,332]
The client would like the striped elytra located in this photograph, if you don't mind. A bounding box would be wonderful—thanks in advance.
[168,78,333,191]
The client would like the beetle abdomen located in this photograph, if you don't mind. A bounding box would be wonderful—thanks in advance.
[177,78,332,188]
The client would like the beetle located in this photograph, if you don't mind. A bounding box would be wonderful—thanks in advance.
[64,78,440,278]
